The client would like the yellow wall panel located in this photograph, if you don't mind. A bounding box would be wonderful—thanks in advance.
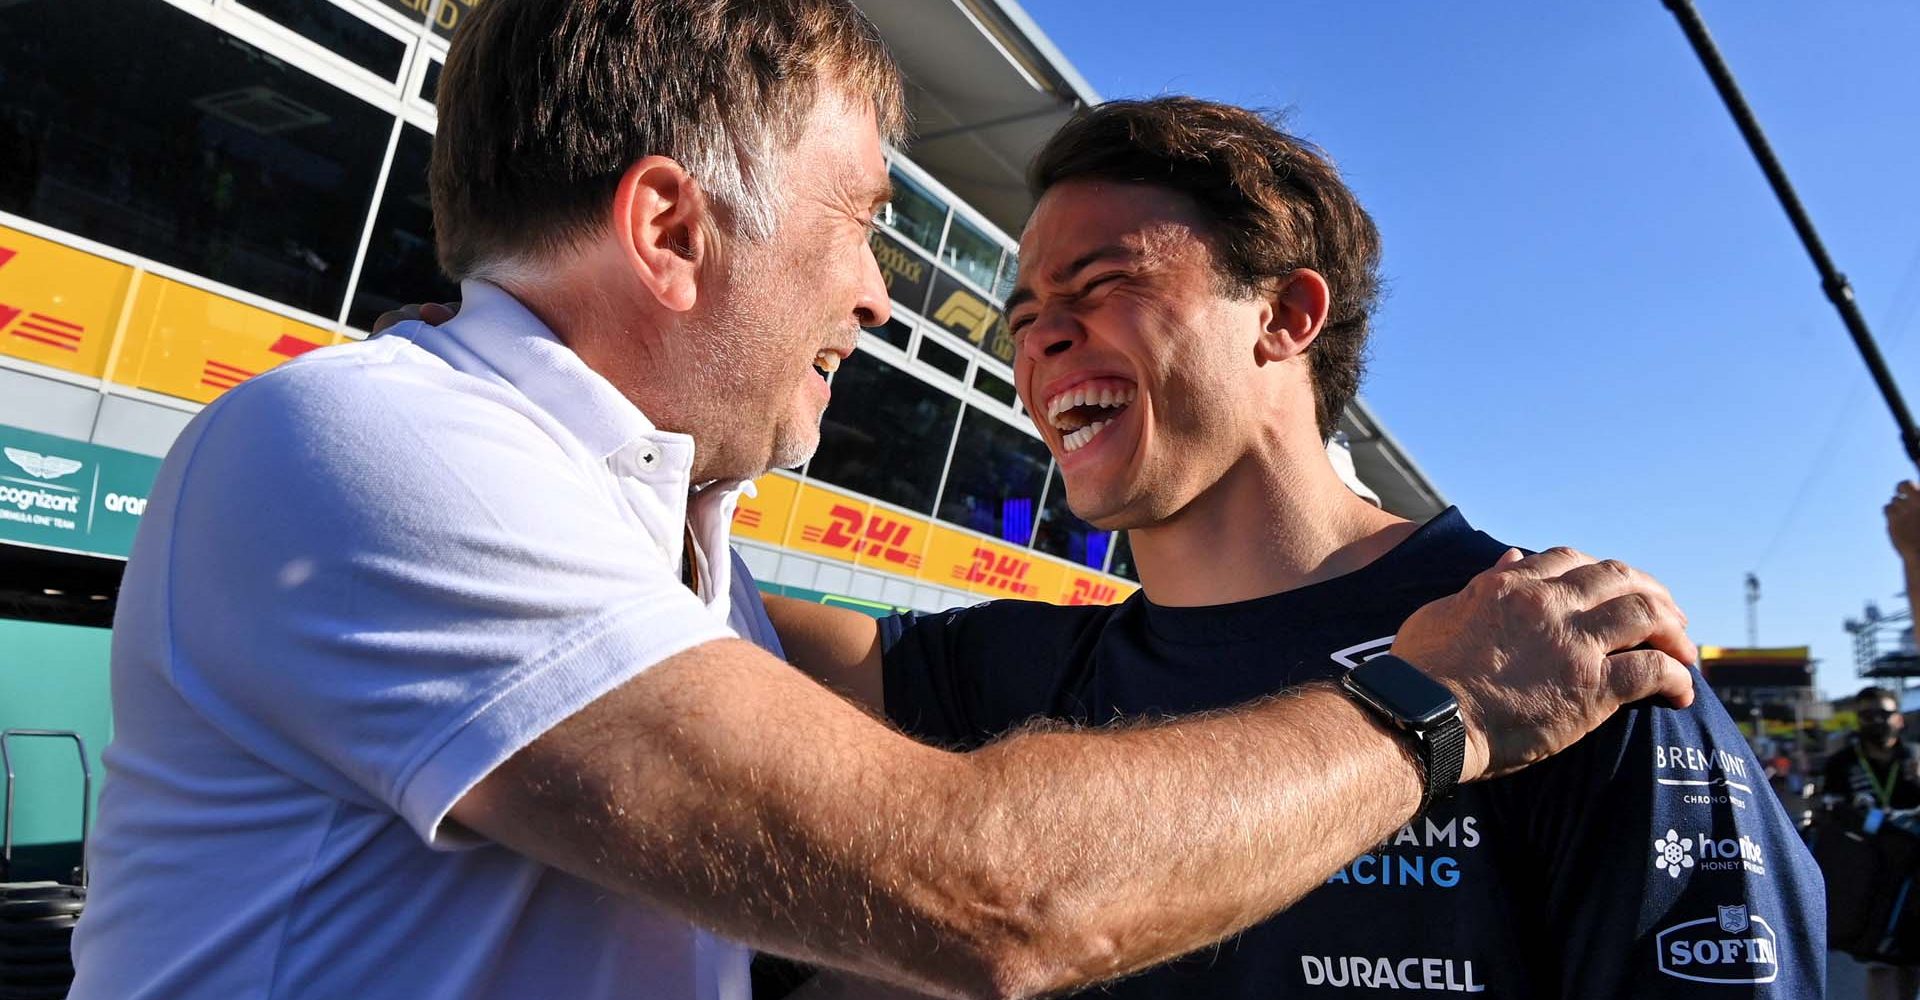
[0,225,135,378]
[924,524,1055,600]
[785,483,931,574]
[732,471,800,546]
[114,277,335,403]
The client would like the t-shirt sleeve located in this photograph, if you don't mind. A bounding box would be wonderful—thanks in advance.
[879,608,985,747]
[1494,670,1826,997]
[157,360,733,848]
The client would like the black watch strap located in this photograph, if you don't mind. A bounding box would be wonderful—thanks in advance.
[1338,655,1467,817]
[1416,712,1467,815]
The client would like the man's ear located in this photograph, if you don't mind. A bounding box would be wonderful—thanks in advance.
[1254,268,1332,365]
[610,156,708,313]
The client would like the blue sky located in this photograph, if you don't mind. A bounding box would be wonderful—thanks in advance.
[1018,0,1920,698]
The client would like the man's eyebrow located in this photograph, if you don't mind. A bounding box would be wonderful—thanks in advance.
[1006,245,1136,315]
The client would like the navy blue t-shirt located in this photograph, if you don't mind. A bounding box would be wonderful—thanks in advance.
[880,510,1825,998]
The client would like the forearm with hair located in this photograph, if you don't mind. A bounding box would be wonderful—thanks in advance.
[459,643,1419,1000]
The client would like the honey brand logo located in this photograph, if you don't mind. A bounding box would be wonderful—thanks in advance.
[955,546,1037,597]
[801,504,922,569]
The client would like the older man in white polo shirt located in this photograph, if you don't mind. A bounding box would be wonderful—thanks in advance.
[73,2,1700,998]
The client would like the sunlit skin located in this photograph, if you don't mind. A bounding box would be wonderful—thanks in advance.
[506,94,895,484]
[1008,180,1411,606]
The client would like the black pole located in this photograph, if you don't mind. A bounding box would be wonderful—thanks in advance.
[1661,0,1920,472]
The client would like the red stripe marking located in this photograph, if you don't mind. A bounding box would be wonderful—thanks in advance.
[25,312,82,332]
[200,377,241,389]
[17,322,80,341]
[11,330,79,351]
[0,248,15,270]
[268,334,322,357]
[204,360,255,378]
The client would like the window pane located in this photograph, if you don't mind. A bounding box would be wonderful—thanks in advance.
[915,335,968,381]
[418,58,443,104]
[809,352,958,514]
[992,254,1018,303]
[1108,530,1137,581]
[0,0,391,319]
[972,367,1017,407]
[886,168,946,255]
[862,316,911,352]
[239,0,407,80]
[348,126,459,331]
[1033,467,1110,569]
[941,215,1002,292]
[937,408,1049,545]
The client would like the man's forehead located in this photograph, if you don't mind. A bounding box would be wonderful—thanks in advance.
[1019,182,1211,277]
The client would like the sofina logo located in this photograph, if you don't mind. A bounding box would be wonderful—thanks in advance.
[4,448,82,481]
[1655,904,1779,984]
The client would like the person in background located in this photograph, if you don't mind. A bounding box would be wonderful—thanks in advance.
[1822,687,1920,828]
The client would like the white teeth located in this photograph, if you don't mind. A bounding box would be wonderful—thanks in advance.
[814,350,840,374]
[1045,383,1137,420]
[1061,418,1113,454]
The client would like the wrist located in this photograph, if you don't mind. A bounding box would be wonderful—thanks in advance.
[1335,656,1469,816]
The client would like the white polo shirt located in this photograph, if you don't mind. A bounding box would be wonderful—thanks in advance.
[73,282,756,999]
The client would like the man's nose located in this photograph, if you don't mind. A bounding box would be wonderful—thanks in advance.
[854,240,892,329]
[1022,304,1083,362]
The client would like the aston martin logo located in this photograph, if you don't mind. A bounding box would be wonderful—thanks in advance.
[4,448,83,481]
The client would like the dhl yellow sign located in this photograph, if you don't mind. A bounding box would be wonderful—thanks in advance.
[788,484,930,573]
[115,276,341,404]
[731,471,800,546]
[0,225,136,378]
[730,477,1132,607]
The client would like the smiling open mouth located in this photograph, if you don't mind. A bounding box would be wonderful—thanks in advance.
[1046,381,1135,454]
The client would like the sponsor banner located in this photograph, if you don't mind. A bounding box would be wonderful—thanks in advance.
[0,425,160,559]
[870,229,934,317]
[1057,568,1134,607]
[429,0,482,39]
[1300,955,1486,992]
[114,276,340,404]
[0,224,136,378]
[758,582,908,621]
[1656,741,1756,810]
[737,477,1132,609]
[925,270,1003,350]
[1656,903,1779,984]
[731,471,800,547]
[787,484,931,574]
[923,524,1062,600]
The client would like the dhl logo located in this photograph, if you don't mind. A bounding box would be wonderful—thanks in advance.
[1067,578,1120,606]
[734,507,764,529]
[0,247,88,355]
[932,289,998,343]
[800,504,922,569]
[955,546,1037,597]
[199,334,323,392]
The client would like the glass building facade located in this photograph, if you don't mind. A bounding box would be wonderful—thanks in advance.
[0,0,1137,619]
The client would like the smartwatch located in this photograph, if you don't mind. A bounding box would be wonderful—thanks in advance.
[1338,654,1467,816]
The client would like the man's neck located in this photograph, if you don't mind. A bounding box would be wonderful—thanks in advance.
[1864,738,1900,764]
[1131,446,1415,607]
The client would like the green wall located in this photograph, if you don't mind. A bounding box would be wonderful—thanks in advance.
[0,618,111,848]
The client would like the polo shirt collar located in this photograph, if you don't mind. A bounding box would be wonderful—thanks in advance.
[431,279,665,465]
[400,281,753,611]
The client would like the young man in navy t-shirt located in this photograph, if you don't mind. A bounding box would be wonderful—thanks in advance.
[765,96,1822,998]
